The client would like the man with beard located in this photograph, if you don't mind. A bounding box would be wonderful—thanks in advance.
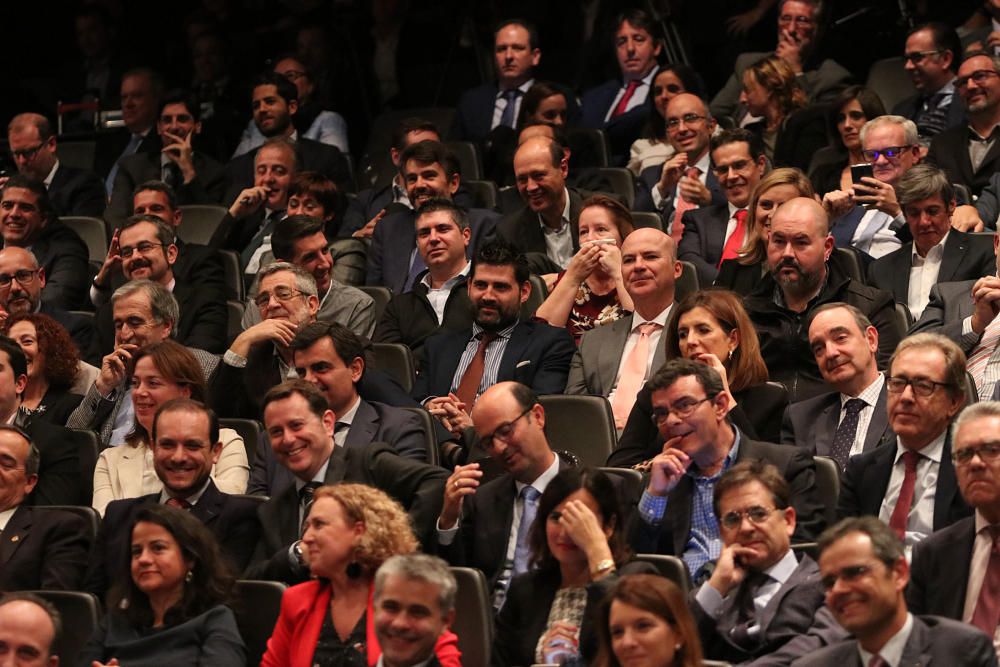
[413,238,574,438]
[366,140,498,294]
[744,197,899,401]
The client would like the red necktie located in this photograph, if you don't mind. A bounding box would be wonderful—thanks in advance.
[888,450,920,540]
[455,331,497,410]
[669,167,702,245]
[611,80,641,118]
[719,209,748,267]
[868,656,888,667]
[165,497,191,510]
[972,526,1000,638]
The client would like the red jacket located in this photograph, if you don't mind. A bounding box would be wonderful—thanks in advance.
[260,579,462,667]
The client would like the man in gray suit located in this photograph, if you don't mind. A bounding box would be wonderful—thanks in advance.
[792,516,997,667]
[781,303,891,469]
[565,227,681,429]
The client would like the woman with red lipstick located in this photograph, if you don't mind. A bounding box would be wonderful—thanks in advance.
[92,340,249,516]
[81,505,246,666]
[810,86,887,196]
[261,484,461,667]
[494,468,653,667]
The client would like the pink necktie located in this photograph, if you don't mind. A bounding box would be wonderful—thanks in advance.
[972,526,1000,638]
[719,209,748,267]
[669,167,702,245]
[611,80,641,118]
[611,323,661,429]
[888,450,920,541]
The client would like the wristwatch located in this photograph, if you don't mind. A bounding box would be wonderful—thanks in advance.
[591,558,616,579]
[291,540,306,569]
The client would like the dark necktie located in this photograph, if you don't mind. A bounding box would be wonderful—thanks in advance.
[240,209,282,270]
[611,80,640,118]
[499,89,520,128]
[729,571,768,650]
[165,497,191,510]
[888,450,920,540]
[830,398,866,469]
[972,526,1000,638]
[455,331,497,410]
[299,481,322,532]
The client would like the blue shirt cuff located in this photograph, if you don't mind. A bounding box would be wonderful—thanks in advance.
[639,489,668,525]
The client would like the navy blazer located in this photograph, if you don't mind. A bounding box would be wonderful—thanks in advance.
[892,93,967,135]
[578,78,650,166]
[412,319,576,401]
[678,202,732,286]
[451,83,501,144]
[633,161,726,222]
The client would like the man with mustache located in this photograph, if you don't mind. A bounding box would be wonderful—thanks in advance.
[366,140,498,294]
[633,359,824,584]
[744,197,899,401]
[90,214,228,357]
[781,303,892,470]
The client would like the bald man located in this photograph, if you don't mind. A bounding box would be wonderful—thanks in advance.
[0,593,61,666]
[498,136,590,275]
[5,112,105,217]
[744,197,900,401]
[566,228,682,429]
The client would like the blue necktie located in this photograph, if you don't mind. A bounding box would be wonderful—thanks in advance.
[105,133,143,196]
[513,486,540,574]
[499,89,520,129]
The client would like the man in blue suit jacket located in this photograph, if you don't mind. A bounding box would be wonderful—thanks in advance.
[579,9,662,166]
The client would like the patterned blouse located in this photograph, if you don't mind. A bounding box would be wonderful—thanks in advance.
[556,272,627,343]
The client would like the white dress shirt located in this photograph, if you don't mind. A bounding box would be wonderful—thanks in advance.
[607,305,673,404]
[421,261,471,323]
[0,507,16,532]
[907,231,948,319]
[491,79,535,130]
[540,188,574,269]
[604,68,658,122]
[878,433,945,549]
[334,395,362,448]
[839,373,885,458]
[858,612,914,667]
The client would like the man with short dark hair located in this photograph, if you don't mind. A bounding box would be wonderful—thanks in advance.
[793,517,996,667]
[5,112,105,217]
[893,23,966,140]
[0,593,62,666]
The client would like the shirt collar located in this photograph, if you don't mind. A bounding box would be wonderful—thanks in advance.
[629,303,673,330]
[974,509,998,535]
[841,372,885,405]
[514,451,561,495]
[471,320,517,342]
[858,612,913,667]
[762,547,799,584]
[159,476,212,506]
[43,160,59,188]
[911,230,949,261]
[538,188,573,233]
[498,78,535,96]
[895,429,946,463]
[626,66,659,86]
[0,507,17,532]
[688,427,741,479]
[420,261,471,291]
[338,394,362,424]
[295,457,331,492]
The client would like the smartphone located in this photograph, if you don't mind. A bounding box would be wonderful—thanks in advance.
[850,163,873,186]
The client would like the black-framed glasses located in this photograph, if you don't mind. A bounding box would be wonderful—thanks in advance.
[720,505,779,529]
[10,144,45,161]
[903,50,942,64]
[650,395,714,424]
[254,285,306,308]
[885,376,953,397]
[666,113,708,130]
[956,69,1000,90]
[481,407,532,450]
[119,241,165,259]
[711,159,753,177]
[0,269,39,288]
[861,146,913,162]
[952,442,1000,466]
[821,564,875,590]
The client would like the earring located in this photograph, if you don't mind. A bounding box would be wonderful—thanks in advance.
[185,570,193,583]
[727,349,734,360]
[675,644,682,651]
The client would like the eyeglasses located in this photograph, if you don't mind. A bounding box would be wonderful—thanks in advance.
[480,407,532,450]
[821,564,875,590]
[254,285,306,308]
[0,269,39,288]
[720,505,779,530]
[10,144,45,161]
[666,113,708,130]
[650,396,714,424]
[956,69,1000,90]
[952,442,1000,466]
[903,50,942,64]
[711,159,754,177]
[119,241,165,258]
[885,376,953,397]
[861,146,913,162]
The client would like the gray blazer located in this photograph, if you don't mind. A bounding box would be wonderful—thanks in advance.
[779,382,891,459]
[565,315,669,396]
[909,280,981,353]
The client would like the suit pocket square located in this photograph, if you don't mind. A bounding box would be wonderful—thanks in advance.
[516,360,531,368]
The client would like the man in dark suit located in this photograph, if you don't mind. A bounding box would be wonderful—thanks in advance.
[578,9,661,166]
[837,333,972,549]
[366,140,498,294]
[96,68,165,190]
[692,460,832,663]
[91,216,227,356]
[892,23,966,141]
[375,199,475,367]
[0,177,89,311]
[908,401,1000,652]
[782,303,891,469]
[84,398,259,595]
[0,425,90,592]
[868,164,996,320]
[5,113,105,217]
[927,52,1000,200]
[247,380,446,583]
[793,516,997,667]
[633,94,724,236]
[414,238,575,437]
[679,128,767,286]
[105,90,225,227]
[633,359,824,583]
[434,381,568,607]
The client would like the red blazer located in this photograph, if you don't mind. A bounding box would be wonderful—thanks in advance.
[261,579,462,667]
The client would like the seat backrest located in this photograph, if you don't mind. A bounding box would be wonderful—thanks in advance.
[865,57,916,113]
[60,216,108,263]
[371,342,417,394]
[444,141,484,181]
[30,590,100,664]
[219,250,245,301]
[813,455,841,528]
[595,167,636,209]
[538,394,617,466]
[219,418,263,467]
[631,211,663,231]
[567,128,610,168]
[832,247,863,283]
[894,302,914,339]
[450,567,493,667]
[330,238,368,287]
[69,428,100,502]
[401,406,440,466]
[358,285,393,322]
[596,467,644,504]
[676,260,700,302]
[632,553,692,594]
[226,299,244,346]
[965,371,980,404]
[176,205,229,245]
[233,579,287,667]
[521,274,548,318]
[463,179,499,211]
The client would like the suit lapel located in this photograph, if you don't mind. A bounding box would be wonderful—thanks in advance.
[933,431,962,531]
[191,480,222,525]
[866,435,897,514]
[344,400,378,450]
[323,447,348,486]
[864,384,891,453]
[0,505,30,564]
[498,322,532,381]
[899,616,932,667]
[757,554,817,632]
[937,232,968,283]
[598,319,632,395]
[814,397,841,456]
[667,476,695,556]
[117,447,146,500]
[890,245,912,303]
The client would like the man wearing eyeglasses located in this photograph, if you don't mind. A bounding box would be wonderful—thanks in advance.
[927,52,1000,206]
[793,516,996,667]
[633,359,824,584]
[837,333,972,552]
[89,214,228,358]
[907,402,1000,659]
[4,112,105,217]
[892,23,966,141]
